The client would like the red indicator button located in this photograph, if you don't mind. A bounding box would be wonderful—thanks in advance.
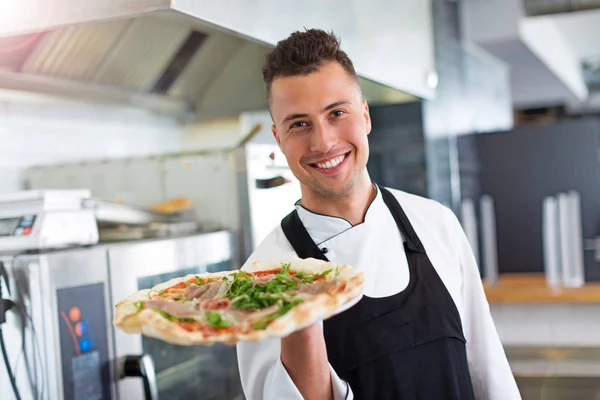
[69,307,81,322]
[23,227,31,235]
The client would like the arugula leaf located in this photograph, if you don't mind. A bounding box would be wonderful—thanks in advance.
[205,311,231,329]
[133,300,145,311]
[316,269,332,278]
[224,263,333,312]
[293,272,316,284]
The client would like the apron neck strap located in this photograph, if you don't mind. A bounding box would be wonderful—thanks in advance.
[281,209,330,261]
[378,186,425,254]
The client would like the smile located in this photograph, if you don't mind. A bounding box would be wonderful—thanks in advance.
[308,151,351,175]
[315,154,346,169]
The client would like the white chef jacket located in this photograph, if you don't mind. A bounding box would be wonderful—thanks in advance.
[236,186,521,400]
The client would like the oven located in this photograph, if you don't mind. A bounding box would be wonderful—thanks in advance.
[1,246,119,400]
[0,230,244,400]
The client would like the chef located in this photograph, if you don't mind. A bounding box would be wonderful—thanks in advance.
[236,29,521,400]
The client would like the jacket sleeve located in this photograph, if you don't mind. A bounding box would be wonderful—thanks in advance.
[236,326,352,400]
[444,207,522,400]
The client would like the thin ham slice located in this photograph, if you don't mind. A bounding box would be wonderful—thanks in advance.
[184,284,210,300]
[145,299,198,318]
[297,281,335,295]
[216,304,280,325]
[197,282,222,302]
[201,298,231,310]
[184,281,223,301]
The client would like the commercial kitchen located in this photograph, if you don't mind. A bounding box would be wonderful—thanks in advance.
[1,1,600,399]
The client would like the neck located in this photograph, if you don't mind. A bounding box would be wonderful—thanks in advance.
[299,172,376,226]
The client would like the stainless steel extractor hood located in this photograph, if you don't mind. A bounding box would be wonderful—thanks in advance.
[0,1,421,121]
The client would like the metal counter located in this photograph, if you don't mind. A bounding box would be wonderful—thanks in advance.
[507,346,600,400]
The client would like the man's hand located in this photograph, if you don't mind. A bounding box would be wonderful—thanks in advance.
[281,323,333,400]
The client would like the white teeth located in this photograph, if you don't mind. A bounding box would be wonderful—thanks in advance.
[316,154,345,169]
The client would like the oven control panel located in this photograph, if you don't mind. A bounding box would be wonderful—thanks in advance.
[57,283,110,400]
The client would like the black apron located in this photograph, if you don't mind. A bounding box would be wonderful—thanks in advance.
[281,186,476,400]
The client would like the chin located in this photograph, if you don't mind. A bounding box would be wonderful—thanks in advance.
[311,177,359,199]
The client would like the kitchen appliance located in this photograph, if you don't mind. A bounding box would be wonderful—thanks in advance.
[0,190,99,252]
[0,246,133,400]
[0,188,202,252]
[0,230,243,400]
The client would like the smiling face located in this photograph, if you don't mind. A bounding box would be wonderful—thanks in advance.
[270,61,372,200]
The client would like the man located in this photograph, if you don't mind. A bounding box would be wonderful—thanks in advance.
[236,29,520,400]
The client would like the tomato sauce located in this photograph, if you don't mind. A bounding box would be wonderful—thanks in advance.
[250,269,281,277]
[177,321,237,336]
[168,276,214,291]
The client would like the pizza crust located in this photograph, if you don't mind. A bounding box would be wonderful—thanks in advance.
[113,258,364,345]
[138,308,240,346]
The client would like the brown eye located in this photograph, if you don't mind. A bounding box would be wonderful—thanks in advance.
[290,121,308,130]
[331,110,345,118]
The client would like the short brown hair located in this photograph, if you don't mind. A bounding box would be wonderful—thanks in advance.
[262,29,359,102]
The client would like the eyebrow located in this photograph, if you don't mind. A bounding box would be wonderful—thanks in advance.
[281,100,351,124]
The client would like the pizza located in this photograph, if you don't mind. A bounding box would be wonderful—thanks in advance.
[113,258,364,345]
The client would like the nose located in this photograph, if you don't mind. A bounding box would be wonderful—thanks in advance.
[309,121,336,154]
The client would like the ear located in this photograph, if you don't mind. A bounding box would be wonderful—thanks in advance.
[271,124,282,147]
[362,99,372,135]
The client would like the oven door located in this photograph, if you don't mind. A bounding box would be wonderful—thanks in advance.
[108,231,244,400]
[30,247,116,400]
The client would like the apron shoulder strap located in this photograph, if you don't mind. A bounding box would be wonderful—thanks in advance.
[378,186,425,253]
[281,210,329,261]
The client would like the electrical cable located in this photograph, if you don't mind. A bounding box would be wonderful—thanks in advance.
[13,347,23,380]
[20,305,45,400]
[0,260,23,400]
[11,305,45,400]
[12,255,45,400]
[1,328,22,400]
